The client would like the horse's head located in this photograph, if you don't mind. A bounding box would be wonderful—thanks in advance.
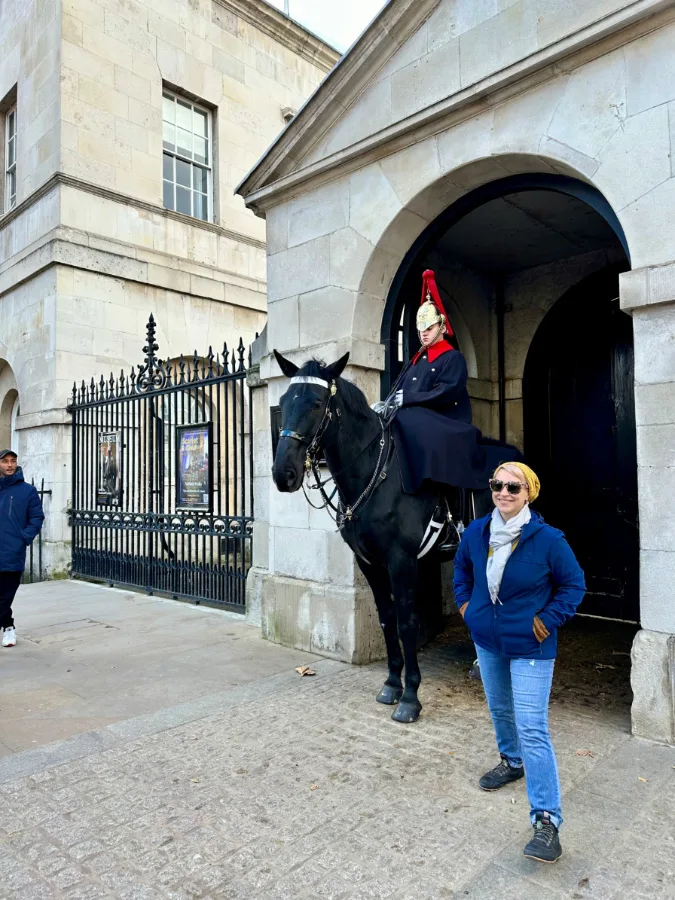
[272,350,350,492]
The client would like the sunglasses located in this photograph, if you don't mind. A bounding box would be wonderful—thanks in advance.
[489,479,528,495]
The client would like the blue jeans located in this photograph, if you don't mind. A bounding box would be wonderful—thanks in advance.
[475,644,562,829]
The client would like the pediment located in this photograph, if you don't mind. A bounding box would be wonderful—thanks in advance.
[236,0,442,207]
[236,0,648,213]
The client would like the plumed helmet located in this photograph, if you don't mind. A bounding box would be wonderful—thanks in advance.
[416,270,454,337]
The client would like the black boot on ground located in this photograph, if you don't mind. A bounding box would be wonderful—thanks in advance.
[478,755,524,791]
[523,813,562,863]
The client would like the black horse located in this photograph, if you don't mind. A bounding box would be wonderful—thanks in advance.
[272,350,518,723]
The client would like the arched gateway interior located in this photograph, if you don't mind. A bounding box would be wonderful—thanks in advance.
[382,174,638,696]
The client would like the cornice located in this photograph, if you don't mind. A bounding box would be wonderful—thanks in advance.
[215,0,341,73]
[0,173,266,252]
[236,0,434,201]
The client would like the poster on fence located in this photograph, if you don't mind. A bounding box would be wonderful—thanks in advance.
[97,431,122,505]
[176,423,212,510]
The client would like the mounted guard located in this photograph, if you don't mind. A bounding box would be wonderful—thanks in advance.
[383,269,487,496]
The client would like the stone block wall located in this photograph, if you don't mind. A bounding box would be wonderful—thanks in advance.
[61,0,331,241]
[0,0,60,205]
[243,0,675,740]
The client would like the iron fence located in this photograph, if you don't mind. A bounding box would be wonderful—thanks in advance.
[68,315,254,610]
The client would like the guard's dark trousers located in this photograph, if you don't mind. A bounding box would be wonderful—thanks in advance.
[0,572,22,629]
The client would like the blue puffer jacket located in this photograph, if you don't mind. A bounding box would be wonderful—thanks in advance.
[0,468,45,572]
[453,511,586,659]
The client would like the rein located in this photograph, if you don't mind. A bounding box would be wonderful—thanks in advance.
[282,375,390,529]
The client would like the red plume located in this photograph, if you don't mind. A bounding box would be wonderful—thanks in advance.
[421,270,454,338]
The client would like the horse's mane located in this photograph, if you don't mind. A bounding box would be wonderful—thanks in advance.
[298,359,374,419]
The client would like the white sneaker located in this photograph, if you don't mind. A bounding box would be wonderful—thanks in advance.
[2,628,16,647]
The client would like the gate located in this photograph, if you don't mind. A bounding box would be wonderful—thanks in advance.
[69,315,253,610]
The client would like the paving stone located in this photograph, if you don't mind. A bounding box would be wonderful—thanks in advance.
[0,594,672,899]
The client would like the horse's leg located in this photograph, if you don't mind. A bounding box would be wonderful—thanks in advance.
[389,554,423,724]
[356,558,403,704]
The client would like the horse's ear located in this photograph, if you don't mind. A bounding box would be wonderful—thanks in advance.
[273,349,299,378]
[325,352,350,382]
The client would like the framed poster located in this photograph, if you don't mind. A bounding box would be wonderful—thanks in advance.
[176,423,212,511]
[97,431,122,505]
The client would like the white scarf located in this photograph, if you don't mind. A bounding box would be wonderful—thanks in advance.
[486,504,531,605]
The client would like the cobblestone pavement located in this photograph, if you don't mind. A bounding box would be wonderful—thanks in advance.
[0,591,674,900]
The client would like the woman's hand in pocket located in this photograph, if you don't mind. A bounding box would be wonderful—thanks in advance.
[459,602,469,619]
[533,615,550,643]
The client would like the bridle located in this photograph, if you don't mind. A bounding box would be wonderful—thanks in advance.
[279,375,338,468]
[279,374,390,529]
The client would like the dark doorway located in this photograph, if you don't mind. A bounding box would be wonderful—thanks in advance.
[523,267,639,622]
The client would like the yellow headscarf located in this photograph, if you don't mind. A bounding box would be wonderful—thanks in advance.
[493,462,540,503]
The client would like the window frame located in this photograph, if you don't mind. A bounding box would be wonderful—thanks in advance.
[161,90,213,223]
[5,104,17,212]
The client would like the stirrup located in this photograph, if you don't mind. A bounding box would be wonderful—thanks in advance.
[438,519,462,556]
[418,500,464,560]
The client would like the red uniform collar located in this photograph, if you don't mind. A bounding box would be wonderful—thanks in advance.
[413,339,453,364]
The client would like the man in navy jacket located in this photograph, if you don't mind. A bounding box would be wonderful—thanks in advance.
[0,449,45,647]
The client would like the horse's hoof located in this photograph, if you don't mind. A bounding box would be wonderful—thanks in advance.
[391,700,422,724]
[377,684,403,705]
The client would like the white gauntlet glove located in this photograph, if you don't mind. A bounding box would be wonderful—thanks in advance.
[370,400,387,415]
[394,390,403,407]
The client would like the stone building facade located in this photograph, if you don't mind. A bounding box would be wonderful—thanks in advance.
[0,0,338,573]
[239,0,675,744]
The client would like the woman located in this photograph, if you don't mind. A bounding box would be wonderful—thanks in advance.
[453,462,585,863]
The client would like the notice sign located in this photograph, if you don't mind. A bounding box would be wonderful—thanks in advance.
[176,423,212,510]
[97,431,122,505]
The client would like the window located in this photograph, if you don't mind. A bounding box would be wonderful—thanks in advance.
[162,91,211,222]
[5,105,16,212]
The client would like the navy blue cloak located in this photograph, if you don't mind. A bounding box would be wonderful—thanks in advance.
[392,343,488,492]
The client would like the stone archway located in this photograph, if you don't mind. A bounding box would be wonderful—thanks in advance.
[0,360,19,452]
[371,166,634,635]
[377,171,629,395]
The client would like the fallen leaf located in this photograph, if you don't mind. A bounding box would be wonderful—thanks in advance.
[295,666,316,676]
[190,778,200,783]
[578,877,590,888]
[310,784,319,791]
[637,776,648,782]
[575,749,594,757]
[447,751,455,755]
